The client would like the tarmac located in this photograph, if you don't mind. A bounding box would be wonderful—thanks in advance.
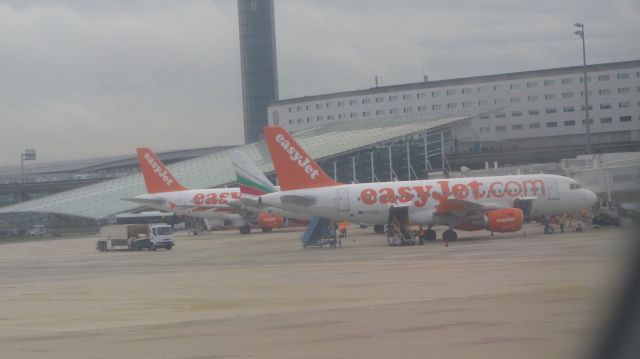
[0,223,634,359]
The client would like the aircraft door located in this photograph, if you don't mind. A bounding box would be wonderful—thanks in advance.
[337,188,350,212]
[546,179,559,200]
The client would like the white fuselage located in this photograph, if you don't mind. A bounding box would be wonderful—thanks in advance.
[259,174,598,226]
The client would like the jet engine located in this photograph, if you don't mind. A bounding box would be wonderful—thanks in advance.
[257,212,284,231]
[485,208,524,233]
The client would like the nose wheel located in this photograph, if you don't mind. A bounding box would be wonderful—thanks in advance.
[442,229,457,242]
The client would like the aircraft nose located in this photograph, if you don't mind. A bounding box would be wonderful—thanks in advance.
[584,189,598,206]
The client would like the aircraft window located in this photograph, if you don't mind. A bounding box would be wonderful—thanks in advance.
[570,183,582,190]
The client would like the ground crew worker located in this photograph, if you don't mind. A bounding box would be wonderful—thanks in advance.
[559,214,566,234]
[417,225,425,245]
[338,222,347,238]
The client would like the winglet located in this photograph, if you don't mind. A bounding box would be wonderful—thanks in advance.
[263,126,340,191]
[136,148,187,193]
[229,150,278,196]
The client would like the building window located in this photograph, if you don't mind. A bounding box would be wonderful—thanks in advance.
[403,107,413,113]
[375,97,384,103]
[417,105,427,112]
[479,114,490,120]
[306,105,311,110]
[316,104,321,109]
[417,92,426,99]
[528,95,538,102]
[545,94,556,100]
[564,120,575,126]
[297,118,302,124]
[494,98,506,105]
[326,102,334,108]
[478,99,489,106]
[327,115,335,120]
[598,74,610,81]
[296,106,303,111]
[375,110,384,116]
[582,118,594,125]
[338,114,346,119]
[618,87,630,94]
[528,109,540,115]
[512,110,523,117]
[546,121,558,128]
[432,104,441,111]
[350,112,358,118]
[349,99,358,105]
[389,95,398,101]
[447,103,457,109]
[527,81,538,88]
[389,108,399,114]
[477,86,488,92]
[546,108,557,114]
[562,92,574,99]
[402,94,412,100]
[288,107,293,112]
[362,98,371,104]
[363,111,371,117]
[510,83,521,90]
[620,116,632,122]
[563,106,575,112]
[462,101,473,108]
[461,88,473,94]
[495,112,506,118]
[617,73,629,79]
[581,105,593,111]
[306,117,311,122]
[288,119,293,125]
[619,101,630,108]
[579,76,591,83]
[529,123,540,129]
[561,78,573,85]
[337,101,344,107]
[510,97,521,103]
[494,84,505,91]
[600,117,612,124]
[512,124,523,130]
[480,126,491,133]
[447,89,456,96]
[580,90,592,97]
[432,90,441,97]
[599,89,611,96]
[544,79,555,86]
[317,116,324,121]
[495,125,506,132]
[600,103,612,110]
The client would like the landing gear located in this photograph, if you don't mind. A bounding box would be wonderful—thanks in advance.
[373,224,385,234]
[239,224,252,234]
[424,228,437,241]
[261,227,272,233]
[442,229,457,242]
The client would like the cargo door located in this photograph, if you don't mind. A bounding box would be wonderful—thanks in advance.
[337,188,350,212]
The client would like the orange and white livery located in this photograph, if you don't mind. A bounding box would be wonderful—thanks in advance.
[258,126,598,240]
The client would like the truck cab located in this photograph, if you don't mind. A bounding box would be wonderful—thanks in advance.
[148,224,175,250]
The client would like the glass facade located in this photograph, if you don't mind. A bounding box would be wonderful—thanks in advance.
[238,0,279,143]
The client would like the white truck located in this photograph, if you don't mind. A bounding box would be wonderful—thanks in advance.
[96,224,174,252]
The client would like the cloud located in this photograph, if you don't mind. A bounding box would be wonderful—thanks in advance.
[1,0,639,166]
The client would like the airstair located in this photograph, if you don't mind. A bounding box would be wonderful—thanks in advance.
[301,217,340,248]
[386,206,415,246]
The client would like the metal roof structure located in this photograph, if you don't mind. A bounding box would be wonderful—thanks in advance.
[0,113,474,220]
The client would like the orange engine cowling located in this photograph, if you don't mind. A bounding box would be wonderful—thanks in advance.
[485,208,524,233]
[257,212,284,230]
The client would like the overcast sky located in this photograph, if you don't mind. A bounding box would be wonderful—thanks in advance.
[1,0,639,166]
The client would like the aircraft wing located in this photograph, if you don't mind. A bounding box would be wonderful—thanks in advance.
[434,198,509,215]
[122,197,167,206]
[280,194,317,207]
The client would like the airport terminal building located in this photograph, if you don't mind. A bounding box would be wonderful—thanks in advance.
[268,60,640,157]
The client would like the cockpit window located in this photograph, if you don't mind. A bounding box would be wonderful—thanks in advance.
[570,182,582,190]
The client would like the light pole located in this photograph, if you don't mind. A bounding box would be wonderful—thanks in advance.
[574,22,592,154]
[20,149,37,183]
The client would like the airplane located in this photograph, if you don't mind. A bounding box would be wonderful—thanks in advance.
[253,126,599,242]
[125,148,299,234]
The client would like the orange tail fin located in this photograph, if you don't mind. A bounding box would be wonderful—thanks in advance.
[263,126,340,191]
[136,148,187,193]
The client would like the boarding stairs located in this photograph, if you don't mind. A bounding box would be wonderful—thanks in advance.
[301,217,341,248]
[386,207,416,246]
